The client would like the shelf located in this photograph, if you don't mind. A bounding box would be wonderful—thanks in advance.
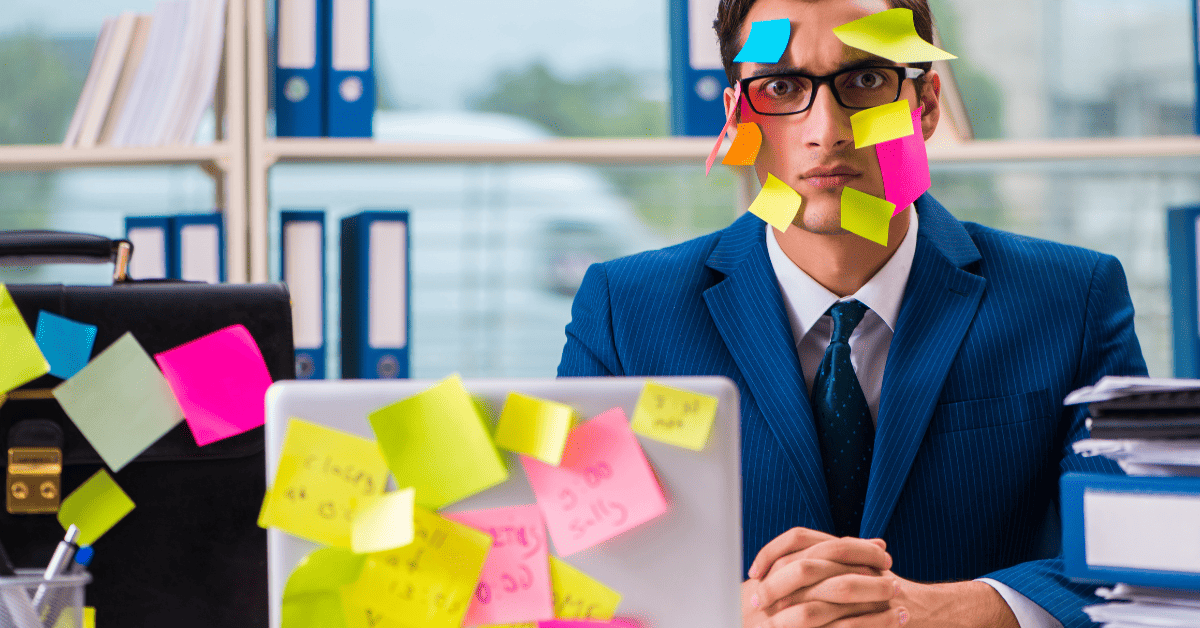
[0,143,235,173]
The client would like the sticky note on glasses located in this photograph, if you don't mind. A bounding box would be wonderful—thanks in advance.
[840,187,895,246]
[58,469,135,546]
[747,174,802,232]
[0,284,49,395]
[832,8,956,63]
[721,123,762,166]
[734,18,791,63]
[850,100,913,149]
[877,105,930,215]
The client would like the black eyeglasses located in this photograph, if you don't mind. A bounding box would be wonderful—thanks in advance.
[738,66,925,116]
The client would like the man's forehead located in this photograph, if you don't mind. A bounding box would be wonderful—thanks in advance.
[738,0,891,68]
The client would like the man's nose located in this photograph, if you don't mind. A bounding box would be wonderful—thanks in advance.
[802,84,854,151]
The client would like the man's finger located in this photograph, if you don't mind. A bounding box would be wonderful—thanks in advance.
[824,606,908,628]
[757,559,883,609]
[760,600,891,628]
[801,538,893,572]
[750,528,837,579]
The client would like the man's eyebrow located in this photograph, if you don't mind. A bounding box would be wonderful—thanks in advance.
[745,56,897,79]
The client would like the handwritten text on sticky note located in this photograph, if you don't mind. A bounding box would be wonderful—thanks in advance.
[631,382,719,451]
[549,556,622,621]
[58,469,135,546]
[0,284,49,394]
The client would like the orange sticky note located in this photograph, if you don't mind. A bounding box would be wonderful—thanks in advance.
[748,174,802,232]
[840,187,895,246]
[721,123,762,166]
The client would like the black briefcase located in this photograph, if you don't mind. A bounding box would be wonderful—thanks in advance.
[0,231,294,628]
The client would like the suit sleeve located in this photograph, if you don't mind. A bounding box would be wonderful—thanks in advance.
[558,263,625,377]
[983,254,1149,628]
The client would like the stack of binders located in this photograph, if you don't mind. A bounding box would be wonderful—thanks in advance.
[1064,376,1200,627]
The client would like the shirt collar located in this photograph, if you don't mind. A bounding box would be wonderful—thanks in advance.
[766,206,919,340]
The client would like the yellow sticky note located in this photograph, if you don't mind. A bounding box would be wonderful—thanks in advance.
[340,507,492,628]
[58,469,135,546]
[748,174,803,232]
[83,607,95,628]
[721,123,762,166]
[284,595,348,628]
[832,8,957,63]
[0,284,49,395]
[260,418,390,548]
[351,487,415,554]
[850,100,914,149]
[841,187,896,246]
[494,392,576,466]
[368,375,508,510]
[549,556,622,620]
[631,382,720,452]
[282,547,367,628]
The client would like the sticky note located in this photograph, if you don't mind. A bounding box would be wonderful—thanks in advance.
[733,18,791,63]
[721,123,762,166]
[877,105,930,215]
[368,375,508,510]
[631,382,719,451]
[831,8,956,63]
[35,311,98,380]
[352,488,415,554]
[0,284,49,394]
[494,393,576,466]
[445,505,554,626]
[153,324,274,446]
[53,333,184,472]
[523,408,668,556]
[340,507,492,628]
[706,82,741,176]
[841,187,896,246]
[748,174,802,232]
[58,469,135,546]
[260,418,389,547]
[549,556,621,621]
[540,619,643,628]
[284,594,349,628]
[850,100,913,149]
[282,548,367,628]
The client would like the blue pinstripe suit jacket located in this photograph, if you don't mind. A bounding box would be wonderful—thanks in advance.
[558,193,1148,628]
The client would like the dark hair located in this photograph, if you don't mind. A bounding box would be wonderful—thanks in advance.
[713,0,936,88]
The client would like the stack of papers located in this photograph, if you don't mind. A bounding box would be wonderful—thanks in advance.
[1086,585,1200,627]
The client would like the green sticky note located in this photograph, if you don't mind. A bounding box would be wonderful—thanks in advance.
[748,174,803,232]
[368,375,508,509]
[351,487,415,554]
[0,284,49,395]
[493,392,575,465]
[53,333,184,472]
[850,100,914,149]
[284,594,348,628]
[549,556,623,621]
[285,547,368,598]
[630,381,720,452]
[841,187,896,246]
[58,469,135,546]
[832,8,957,63]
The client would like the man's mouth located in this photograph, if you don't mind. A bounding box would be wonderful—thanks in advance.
[800,166,862,190]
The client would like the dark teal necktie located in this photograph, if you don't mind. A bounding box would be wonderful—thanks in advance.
[811,299,874,537]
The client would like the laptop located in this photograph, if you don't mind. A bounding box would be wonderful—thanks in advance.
[263,376,742,628]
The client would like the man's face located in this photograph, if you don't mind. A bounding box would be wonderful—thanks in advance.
[726,0,940,235]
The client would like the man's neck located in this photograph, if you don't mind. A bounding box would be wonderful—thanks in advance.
[773,208,912,297]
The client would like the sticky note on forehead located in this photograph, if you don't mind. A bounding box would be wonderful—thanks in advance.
[850,100,913,149]
[840,187,895,246]
[832,8,956,64]
[734,18,791,63]
[631,382,719,451]
[748,174,802,232]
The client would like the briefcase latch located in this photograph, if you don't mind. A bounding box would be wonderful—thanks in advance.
[7,447,62,514]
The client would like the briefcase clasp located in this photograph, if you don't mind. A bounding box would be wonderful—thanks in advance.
[7,447,62,514]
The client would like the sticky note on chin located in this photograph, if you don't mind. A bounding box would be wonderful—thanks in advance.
[734,18,791,63]
[0,284,49,394]
[832,8,956,63]
[850,100,914,149]
[841,187,895,246]
[631,381,719,451]
[748,174,802,232]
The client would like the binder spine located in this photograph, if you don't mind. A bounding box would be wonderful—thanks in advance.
[275,0,326,137]
[1168,206,1200,377]
[124,215,174,280]
[669,0,731,137]
[323,0,374,138]
[171,213,226,283]
[340,210,409,379]
[281,210,326,379]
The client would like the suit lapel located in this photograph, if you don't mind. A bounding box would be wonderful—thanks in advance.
[860,195,986,539]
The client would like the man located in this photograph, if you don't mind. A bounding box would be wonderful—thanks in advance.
[558,0,1147,627]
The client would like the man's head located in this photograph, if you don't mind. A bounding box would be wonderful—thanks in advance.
[714,0,942,240]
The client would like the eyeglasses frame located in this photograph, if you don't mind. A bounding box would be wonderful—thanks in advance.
[736,66,926,116]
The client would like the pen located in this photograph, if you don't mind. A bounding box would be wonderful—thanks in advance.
[31,524,79,611]
[42,546,93,628]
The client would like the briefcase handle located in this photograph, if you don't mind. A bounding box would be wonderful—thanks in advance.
[0,231,132,282]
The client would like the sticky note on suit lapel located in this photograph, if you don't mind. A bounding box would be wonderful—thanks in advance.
[0,284,49,394]
[850,100,914,149]
[721,123,762,166]
[747,174,803,232]
[832,8,956,63]
[733,18,791,63]
[876,105,931,215]
[840,187,896,246]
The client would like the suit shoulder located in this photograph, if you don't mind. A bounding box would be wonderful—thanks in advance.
[960,221,1109,272]
[598,228,724,289]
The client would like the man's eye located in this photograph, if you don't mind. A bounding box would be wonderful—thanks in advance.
[763,79,798,97]
[847,71,887,89]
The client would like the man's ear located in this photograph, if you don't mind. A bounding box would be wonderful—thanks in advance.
[919,70,942,141]
[723,86,739,122]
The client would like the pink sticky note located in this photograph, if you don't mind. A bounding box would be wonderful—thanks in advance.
[444,504,554,627]
[705,82,742,176]
[153,324,273,446]
[523,408,668,556]
[875,105,930,217]
[540,619,644,628]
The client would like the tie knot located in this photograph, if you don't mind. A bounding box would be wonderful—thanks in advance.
[828,300,869,344]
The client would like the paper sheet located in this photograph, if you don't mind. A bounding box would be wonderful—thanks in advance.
[445,505,554,626]
[53,332,184,472]
[153,324,274,446]
[35,311,97,380]
[260,417,390,548]
[840,187,896,246]
[747,174,803,232]
[733,18,791,63]
[351,488,415,554]
[549,556,622,621]
[340,507,492,628]
[368,375,509,509]
[705,82,741,176]
[630,381,719,452]
[57,469,135,546]
[721,123,762,166]
[850,100,913,149]
[494,393,576,466]
[831,8,956,63]
[876,105,929,215]
[522,408,668,556]
[0,284,49,394]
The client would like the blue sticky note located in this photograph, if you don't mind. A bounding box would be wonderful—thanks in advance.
[35,311,98,379]
[733,19,791,63]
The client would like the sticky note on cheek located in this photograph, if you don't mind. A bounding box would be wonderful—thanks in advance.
[58,469,135,546]
[747,174,803,232]
[876,106,930,215]
[850,100,914,149]
[0,284,49,394]
[841,187,896,246]
[721,123,762,166]
[631,382,719,451]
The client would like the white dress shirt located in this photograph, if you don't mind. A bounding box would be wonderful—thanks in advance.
[764,209,1061,628]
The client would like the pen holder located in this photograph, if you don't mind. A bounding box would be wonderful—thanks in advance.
[0,571,90,628]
